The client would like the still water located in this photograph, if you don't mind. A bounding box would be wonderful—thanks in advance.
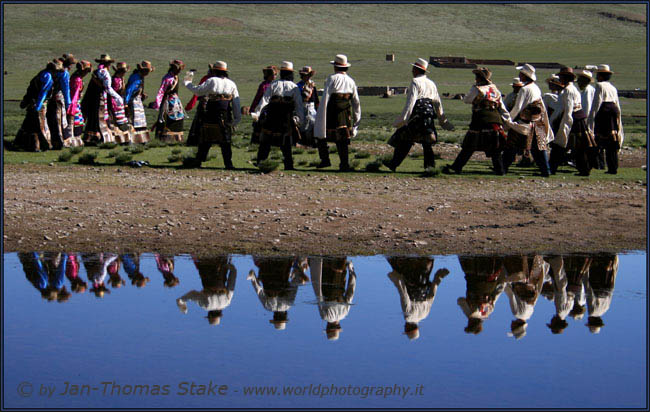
[3,252,646,408]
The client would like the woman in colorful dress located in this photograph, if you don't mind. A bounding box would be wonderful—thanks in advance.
[47,54,75,149]
[109,61,135,144]
[14,59,62,151]
[150,59,186,143]
[81,54,123,145]
[65,60,92,147]
[124,60,155,144]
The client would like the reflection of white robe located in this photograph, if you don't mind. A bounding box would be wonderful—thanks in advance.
[547,256,573,320]
[504,256,548,321]
[177,265,236,312]
[249,271,301,313]
[310,258,355,323]
[584,257,618,318]
[389,271,439,323]
[314,72,361,139]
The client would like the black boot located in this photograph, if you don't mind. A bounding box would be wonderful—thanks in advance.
[317,139,331,168]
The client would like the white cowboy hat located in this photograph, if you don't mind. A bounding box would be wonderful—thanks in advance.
[280,61,294,71]
[595,64,613,74]
[410,58,429,72]
[575,69,592,79]
[511,77,524,86]
[330,54,351,68]
[209,60,228,71]
[516,63,537,81]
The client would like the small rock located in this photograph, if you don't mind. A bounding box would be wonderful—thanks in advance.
[44,235,52,241]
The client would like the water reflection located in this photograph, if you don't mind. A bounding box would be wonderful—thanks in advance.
[12,251,626,337]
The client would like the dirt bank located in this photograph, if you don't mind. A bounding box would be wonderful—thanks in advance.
[3,163,646,256]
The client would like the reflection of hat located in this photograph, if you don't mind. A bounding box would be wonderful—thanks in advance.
[137,60,154,72]
[595,64,613,74]
[270,311,288,330]
[411,58,429,72]
[299,65,315,75]
[587,316,604,334]
[405,323,420,340]
[209,60,228,71]
[95,54,115,64]
[547,315,569,334]
[557,66,576,81]
[326,322,342,340]
[511,77,524,87]
[208,310,222,326]
[280,61,294,71]
[472,66,492,80]
[330,54,351,68]
[516,63,537,81]
[508,319,528,340]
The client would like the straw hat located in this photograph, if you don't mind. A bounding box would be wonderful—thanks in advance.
[557,66,576,81]
[511,77,524,87]
[280,61,294,71]
[95,54,115,64]
[472,66,492,80]
[113,62,129,73]
[516,63,537,81]
[595,64,613,74]
[169,59,186,71]
[299,65,315,76]
[411,58,429,72]
[545,74,563,88]
[209,60,228,71]
[136,60,154,72]
[575,68,593,80]
[330,54,351,68]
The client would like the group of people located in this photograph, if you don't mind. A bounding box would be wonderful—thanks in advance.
[13,53,625,176]
[20,251,618,340]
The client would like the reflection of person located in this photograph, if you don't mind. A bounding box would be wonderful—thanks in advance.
[565,256,589,320]
[584,254,618,334]
[106,256,124,288]
[155,254,179,288]
[457,256,506,334]
[82,253,118,298]
[121,253,150,288]
[177,256,237,325]
[545,256,572,334]
[387,257,449,340]
[248,257,309,330]
[19,252,71,302]
[65,253,87,293]
[503,255,547,338]
[310,257,356,340]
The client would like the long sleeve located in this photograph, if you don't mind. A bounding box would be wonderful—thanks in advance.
[67,76,83,116]
[463,85,480,105]
[231,86,242,127]
[313,77,331,138]
[394,80,418,127]
[60,70,71,108]
[183,77,214,97]
[351,84,361,133]
[509,86,529,120]
[176,291,207,313]
[555,90,574,147]
[588,84,603,132]
[98,68,123,104]
[345,272,356,304]
[124,73,143,105]
[388,271,411,315]
[226,264,237,292]
[34,71,54,111]
[184,74,210,111]
[252,84,272,118]
[292,86,305,127]
[153,76,173,110]
[250,82,267,111]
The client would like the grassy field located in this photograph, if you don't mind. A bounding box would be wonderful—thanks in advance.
[3,3,647,169]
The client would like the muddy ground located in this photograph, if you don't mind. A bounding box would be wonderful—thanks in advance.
[3,147,647,256]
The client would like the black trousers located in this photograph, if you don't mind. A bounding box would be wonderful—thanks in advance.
[388,141,435,169]
[257,140,293,169]
[602,140,619,173]
[317,139,349,169]
[196,141,233,168]
[450,148,504,175]
[549,143,567,175]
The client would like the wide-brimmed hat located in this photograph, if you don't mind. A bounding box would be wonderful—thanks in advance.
[113,62,129,73]
[557,66,576,81]
[76,60,92,72]
[46,58,63,71]
[511,77,524,87]
[595,64,613,74]
[575,68,592,80]
[61,53,77,66]
[280,61,294,71]
[545,74,563,88]
[136,60,154,72]
[330,54,351,68]
[209,60,228,71]
[411,58,429,72]
[472,66,492,80]
[299,65,315,75]
[94,54,115,64]
[516,63,537,81]
[262,65,278,75]
[169,59,185,71]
